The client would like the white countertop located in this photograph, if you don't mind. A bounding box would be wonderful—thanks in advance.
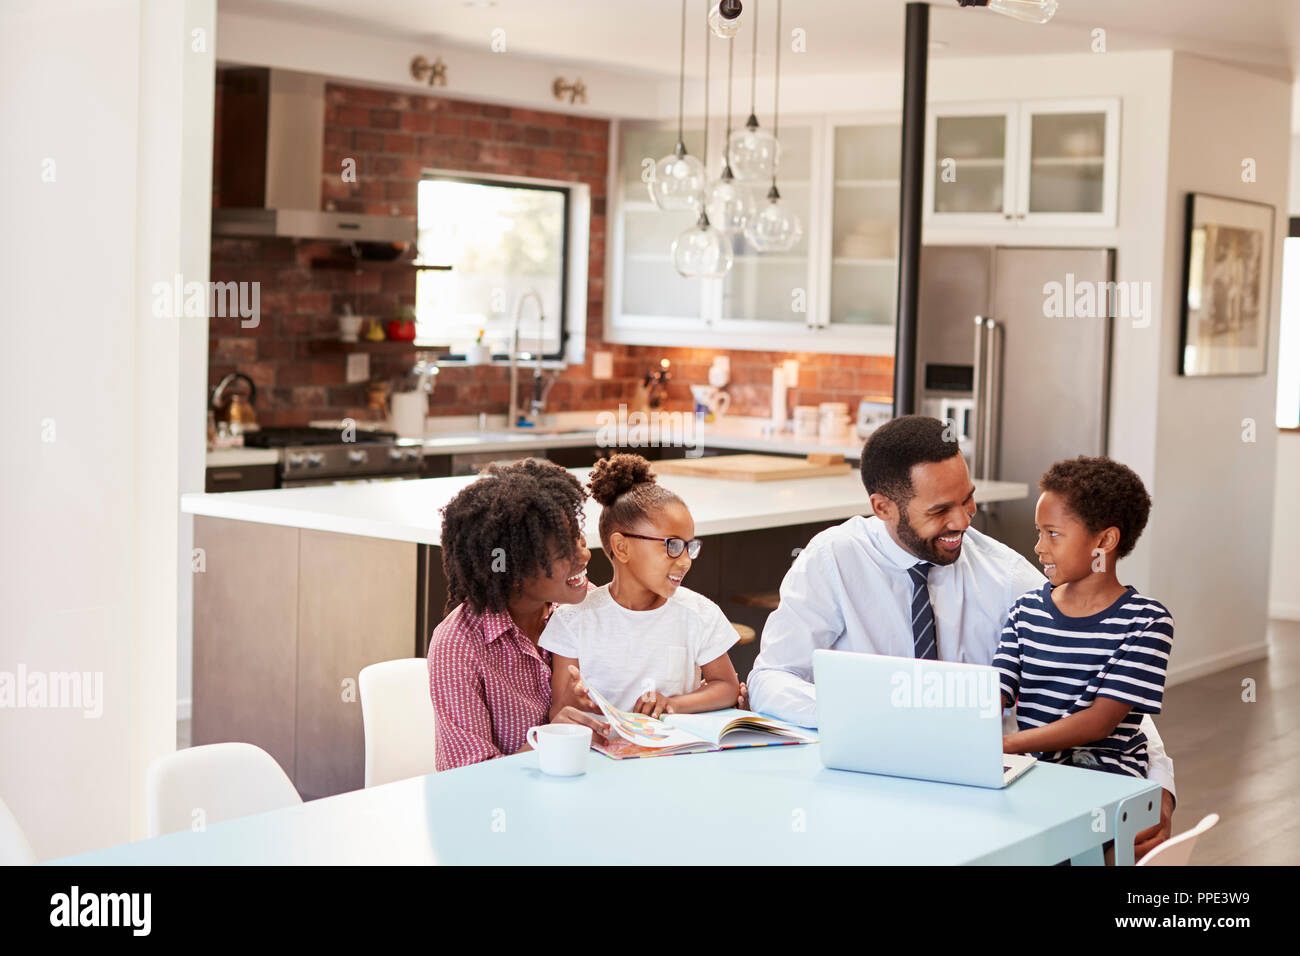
[206,416,869,466]
[418,415,871,459]
[181,467,1028,548]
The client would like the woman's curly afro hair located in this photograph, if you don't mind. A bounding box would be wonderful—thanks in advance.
[1039,455,1151,559]
[440,457,587,615]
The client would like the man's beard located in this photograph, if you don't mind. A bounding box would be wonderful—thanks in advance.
[895,506,962,566]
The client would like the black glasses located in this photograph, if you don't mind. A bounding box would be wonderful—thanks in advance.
[618,532,702,559]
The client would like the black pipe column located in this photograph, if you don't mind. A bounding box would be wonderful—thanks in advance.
[892,1,929,416]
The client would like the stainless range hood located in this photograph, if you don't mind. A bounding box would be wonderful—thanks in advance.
[213,68,415,243]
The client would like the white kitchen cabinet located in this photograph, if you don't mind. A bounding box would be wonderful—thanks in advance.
[611,118,826,347]
[608,116,898,354]
[813,114,902,353]
[718,123,818,330]
[924,98,1119,229]
[923,102,1018,226]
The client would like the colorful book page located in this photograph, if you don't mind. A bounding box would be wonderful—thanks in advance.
[583,684,703,749]
[592,736,708,760]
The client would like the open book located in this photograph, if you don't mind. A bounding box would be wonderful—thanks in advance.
[584,683,816,760]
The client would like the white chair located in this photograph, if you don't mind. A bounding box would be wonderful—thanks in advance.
[0,798,37,865]
[146,742,302,838]
[1138,813,1220,866]
[359,658,438,787]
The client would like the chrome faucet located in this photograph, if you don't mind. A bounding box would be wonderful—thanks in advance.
[507,290,556,429]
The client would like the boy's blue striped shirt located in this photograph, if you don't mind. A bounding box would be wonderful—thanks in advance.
[993,583,1173,778]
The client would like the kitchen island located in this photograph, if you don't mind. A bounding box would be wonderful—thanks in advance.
[182,468,1028,799]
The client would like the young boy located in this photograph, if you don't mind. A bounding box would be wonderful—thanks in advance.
[994,456,1173,777]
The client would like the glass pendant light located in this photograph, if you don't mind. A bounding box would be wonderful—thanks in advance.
[673,6,732,279]
[746,184,802,252]
[673,208,734,278]
[708,0,743,39]
[706,31,754,234]
[649,0,706,211]
[956,0,1058,25]
[727,0,779,181]
[744,0,801,253]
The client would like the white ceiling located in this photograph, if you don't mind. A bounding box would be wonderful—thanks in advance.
[221,0,1300,80]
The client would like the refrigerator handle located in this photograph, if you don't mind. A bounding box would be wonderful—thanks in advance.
[971,315,987,480]
[983,318,1002,483]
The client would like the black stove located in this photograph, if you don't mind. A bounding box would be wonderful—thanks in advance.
[244,426,422,486]
[244,426,398,448]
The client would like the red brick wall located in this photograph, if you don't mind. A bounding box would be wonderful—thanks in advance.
[208,74,893,426]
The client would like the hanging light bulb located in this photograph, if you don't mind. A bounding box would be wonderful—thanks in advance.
[727,0,778,180]
[729,114,780,182]
[708,166,755,234]
[708,0,743,39]
[673,209,734,278]
[955,0,1058,25]
[745,183,802,252]
[706,24,754,233]
[649,0,706,211]
[650,146,706,211]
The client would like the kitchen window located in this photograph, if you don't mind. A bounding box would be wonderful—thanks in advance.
[414,171,588,363]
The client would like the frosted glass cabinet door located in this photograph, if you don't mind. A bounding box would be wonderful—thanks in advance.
[1016,99,1119,227]
[615,123,712,324]
[721,124,816,326]
[925,105,1017,225]
[828,120,900,328]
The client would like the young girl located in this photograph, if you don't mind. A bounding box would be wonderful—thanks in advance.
[428,458,609,771]
[543,453,741,718]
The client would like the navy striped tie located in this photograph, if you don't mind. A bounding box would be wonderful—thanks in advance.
[909,562,938,660]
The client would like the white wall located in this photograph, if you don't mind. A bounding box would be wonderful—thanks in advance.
[1272,434,1300,619]
[1151,53,1290,680]
[1269,124,1300,620]
[217,6,662,118]
[0,0,213,859]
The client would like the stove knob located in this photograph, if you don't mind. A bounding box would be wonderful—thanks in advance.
[405,449,421,463]
[307,453,324,468]
[287,453,306,469]
[348,449,369,465]
[389,448,404,463]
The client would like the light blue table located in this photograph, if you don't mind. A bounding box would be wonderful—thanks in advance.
[51,743,1159,865]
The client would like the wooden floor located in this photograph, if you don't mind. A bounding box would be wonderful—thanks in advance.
[1158,618,1299,865]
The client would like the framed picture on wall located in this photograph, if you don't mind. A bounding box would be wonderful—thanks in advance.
[1179,193,1275,376]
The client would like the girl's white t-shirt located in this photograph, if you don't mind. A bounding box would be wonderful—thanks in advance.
[540,584,739,711]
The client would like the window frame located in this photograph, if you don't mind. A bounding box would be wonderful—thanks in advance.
[416,170,575,363]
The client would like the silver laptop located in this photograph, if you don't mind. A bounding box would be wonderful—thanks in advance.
[813,649,1036,789]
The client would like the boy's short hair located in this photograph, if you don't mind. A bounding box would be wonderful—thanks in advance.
[1039,456,1151,559]
[860,415,961,505]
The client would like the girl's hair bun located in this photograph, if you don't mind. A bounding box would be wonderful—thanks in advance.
[587,453,656,506]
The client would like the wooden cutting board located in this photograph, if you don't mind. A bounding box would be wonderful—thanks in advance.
[652,453,851,482]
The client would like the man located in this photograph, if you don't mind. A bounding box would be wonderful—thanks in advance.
[749,415,1174,857]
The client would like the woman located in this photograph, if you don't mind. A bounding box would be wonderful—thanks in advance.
[427,458,609,771]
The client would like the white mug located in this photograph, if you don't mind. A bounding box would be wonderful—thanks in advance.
[526,723,592,776]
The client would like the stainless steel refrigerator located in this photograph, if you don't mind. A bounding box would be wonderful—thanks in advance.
[915,245,1115,562]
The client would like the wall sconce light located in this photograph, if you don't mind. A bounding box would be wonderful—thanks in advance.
[410,55,447,87]
[552,77,587,104]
